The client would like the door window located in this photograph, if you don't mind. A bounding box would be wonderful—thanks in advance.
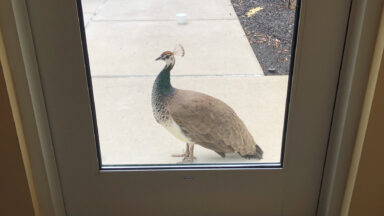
[80,0,298,166]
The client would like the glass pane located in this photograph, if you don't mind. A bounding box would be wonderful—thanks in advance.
[79,0,298,166]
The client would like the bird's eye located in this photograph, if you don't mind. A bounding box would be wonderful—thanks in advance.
[165,55,170,59]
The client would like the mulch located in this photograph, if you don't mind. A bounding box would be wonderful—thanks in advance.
[231,0,296,75]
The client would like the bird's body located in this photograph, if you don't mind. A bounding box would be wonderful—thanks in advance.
[152,48,263,163]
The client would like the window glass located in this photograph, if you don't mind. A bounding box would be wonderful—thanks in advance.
[80,0,298,166]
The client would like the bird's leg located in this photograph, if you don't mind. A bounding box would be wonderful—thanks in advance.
[172,143,190,158]
[181,143,196,163]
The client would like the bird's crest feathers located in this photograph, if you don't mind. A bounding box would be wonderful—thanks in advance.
[173,44,185,57]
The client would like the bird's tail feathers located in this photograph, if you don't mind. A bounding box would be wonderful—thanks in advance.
[255,144,263,159]
[239,145,263,160]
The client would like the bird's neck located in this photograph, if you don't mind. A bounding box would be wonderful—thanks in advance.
[154,64,174,96]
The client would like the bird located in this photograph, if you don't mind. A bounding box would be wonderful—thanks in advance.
[151,45,263,163]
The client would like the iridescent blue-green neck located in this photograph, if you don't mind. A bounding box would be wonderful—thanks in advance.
[154,64,174,96]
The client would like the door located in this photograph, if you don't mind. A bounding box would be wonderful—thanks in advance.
[23,0,351,215]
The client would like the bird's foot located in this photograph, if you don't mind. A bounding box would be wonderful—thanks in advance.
[177,156,196,164]
[172,153,196,159]
[172,153,188,158]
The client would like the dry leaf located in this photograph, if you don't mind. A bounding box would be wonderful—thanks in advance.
[246,7,263,17]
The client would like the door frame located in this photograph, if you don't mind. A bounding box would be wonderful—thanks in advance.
[318,1,384,215]
[0,1,65,216]
[1,0,382,215]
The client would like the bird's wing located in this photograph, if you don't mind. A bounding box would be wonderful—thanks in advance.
[167,89,257,155]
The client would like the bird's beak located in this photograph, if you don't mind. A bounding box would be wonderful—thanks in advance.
[155,56,162,61]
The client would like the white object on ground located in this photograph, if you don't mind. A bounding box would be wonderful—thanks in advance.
[176,13,187,24]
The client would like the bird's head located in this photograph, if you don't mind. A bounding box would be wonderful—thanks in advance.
[155,45,185,68]
[155,51,175,66]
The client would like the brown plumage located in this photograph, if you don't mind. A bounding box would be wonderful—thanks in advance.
[152,47,263,163]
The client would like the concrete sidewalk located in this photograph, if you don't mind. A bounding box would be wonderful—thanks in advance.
[82,0,287,165]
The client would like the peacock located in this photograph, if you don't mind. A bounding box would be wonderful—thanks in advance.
[151,45,263,163]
